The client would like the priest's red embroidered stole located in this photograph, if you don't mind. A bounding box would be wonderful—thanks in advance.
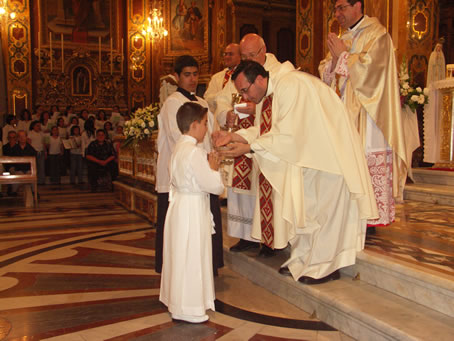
[259,95,274,247]
[222,69,234,88]
[232,109,255,190]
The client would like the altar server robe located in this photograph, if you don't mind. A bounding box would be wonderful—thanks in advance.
[160,135,224,316]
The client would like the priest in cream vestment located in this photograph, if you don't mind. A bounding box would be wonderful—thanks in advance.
[215,34,294,256]
[214,60,378,282]
[319,0,407,229]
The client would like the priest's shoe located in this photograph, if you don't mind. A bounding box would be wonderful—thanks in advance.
[258,245,275,258]
[278,266,291,276]
[229,239,259,252]
[298,270,340,285]
[172,313,209,323]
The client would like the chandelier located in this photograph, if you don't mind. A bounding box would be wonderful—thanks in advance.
[141,5,168,42]
[0,1,15,19]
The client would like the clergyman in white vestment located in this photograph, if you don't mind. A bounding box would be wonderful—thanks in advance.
[214,60,378,284]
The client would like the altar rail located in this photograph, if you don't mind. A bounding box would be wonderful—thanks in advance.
[115,133,158,223]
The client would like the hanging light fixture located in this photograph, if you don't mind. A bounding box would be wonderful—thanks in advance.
[141,1,168,42]
[0,1,15,19]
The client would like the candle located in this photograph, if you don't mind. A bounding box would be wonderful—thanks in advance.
[38,31,41,72]
[98,37,101,73]
[49,32,52,72]
[61,33,64,73]
[121,38,124,76]
[110,37,113,75]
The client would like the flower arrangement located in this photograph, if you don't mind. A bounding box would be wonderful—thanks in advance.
[399,57,428,112]
[123,104,159,146]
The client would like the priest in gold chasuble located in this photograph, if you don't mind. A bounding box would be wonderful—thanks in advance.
[319,0,407,229]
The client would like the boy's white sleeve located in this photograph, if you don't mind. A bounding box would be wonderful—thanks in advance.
[191,148,224,195]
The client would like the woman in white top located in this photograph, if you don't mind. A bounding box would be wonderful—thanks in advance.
[81,119,96,157]
[78,109,90,132]
[56,117,68,139]
[18,109,33,132]
[95,110,108,131]
[49,105,60,123]
[40,111,54,133]
[47,126,63,184]
[2,115,18,145]
[28,121,46,184]
[69,125,84,185]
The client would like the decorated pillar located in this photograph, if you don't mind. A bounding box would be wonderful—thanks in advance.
[4,0,32,115]
[127,0,150,110]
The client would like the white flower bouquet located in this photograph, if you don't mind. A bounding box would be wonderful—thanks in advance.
[123,104,159,146]
[399,57,428,112]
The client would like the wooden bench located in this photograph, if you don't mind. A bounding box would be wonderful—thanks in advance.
[0,156,38,206]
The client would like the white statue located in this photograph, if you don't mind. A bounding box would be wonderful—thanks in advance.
[427,43,446,87]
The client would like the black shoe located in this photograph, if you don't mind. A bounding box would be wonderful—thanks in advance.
[258,245,275,258]
[229,239,260,252]
[278,266,291,276]
[298,270,340,285]
[366,226,376,236]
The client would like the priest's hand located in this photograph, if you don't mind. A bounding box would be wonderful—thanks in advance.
[236,101,256,116]
[328,33,347,59]
[218,142,251,158]
[226,110,237,128]
[212,130,232,147]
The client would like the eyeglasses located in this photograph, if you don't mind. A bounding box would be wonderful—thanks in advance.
[334,4,352,13]
[223,52,234,57]
[241,46,263,60]
[238,79,255,95]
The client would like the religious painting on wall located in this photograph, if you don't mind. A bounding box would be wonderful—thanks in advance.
[167,0,208,54]
[71,65,92,96]
[39,0,120,49]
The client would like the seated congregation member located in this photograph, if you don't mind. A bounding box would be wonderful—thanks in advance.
[69,126,83,185]
[28,121,46,185]
[2,115,17,145]
[160,102,224,324]
[47,126,63,185]
[18,109,33,132]
[85,129,117,192]
[155,54,223,276]
[2,131,18,196]
[214,61,378,284]
[11,130,37,197]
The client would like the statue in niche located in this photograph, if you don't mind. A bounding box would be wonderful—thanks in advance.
[427,41,446,87]
[72,66,91,96]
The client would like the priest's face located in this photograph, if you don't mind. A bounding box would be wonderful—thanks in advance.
[223,44,241,69]
[334,0,362,29]
[234,72,266,104]
[176,66,199,93]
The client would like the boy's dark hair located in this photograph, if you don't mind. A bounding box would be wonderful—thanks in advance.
[232,60,269,84]
[176,102,207,134]
[174,55,199,75]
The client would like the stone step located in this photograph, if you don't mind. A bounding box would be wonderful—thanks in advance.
[224,248,454,341]
[404,183,454,206]
[412,168,454,186]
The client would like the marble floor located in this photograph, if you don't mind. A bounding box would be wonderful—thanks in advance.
[0,185,355,340]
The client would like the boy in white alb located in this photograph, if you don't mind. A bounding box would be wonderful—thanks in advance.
[159,102,224,323]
